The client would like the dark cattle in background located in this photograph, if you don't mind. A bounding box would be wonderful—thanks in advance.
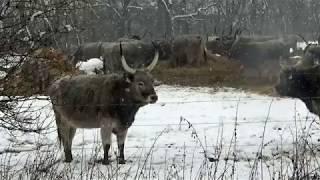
[206,34,298,56]
[102,40,160,73]
[49,44,159,165]
[72,40,170,73]
[72,36,142,64]
[72,42,105,66]
[229,37,296,81]
[275,60,320,116]
[117,35,141,42]
[304,44,320,64]
[171,35,207,67]
[229,37,293,65]
[235,35,279,43]
[206,34,299,81]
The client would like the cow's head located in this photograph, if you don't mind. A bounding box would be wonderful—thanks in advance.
[206,29,241,56]
[120,42,158,104]
[275,60,319,99]
[152,40,172,60]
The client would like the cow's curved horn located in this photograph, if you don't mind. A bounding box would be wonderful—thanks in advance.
[120,42,136,74]
[146,49,159,72]
[121,56,136,74]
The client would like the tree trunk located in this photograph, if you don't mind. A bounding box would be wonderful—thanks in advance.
[118,0,131,38]
[157,0,173,39]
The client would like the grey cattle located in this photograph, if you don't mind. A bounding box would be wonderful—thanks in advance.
[171,35,207,67]
[72,42,105,65]
[229,37,293,66]
[73,40,170,73]
[304,44,320,64]
[49,43,159,164]
[226,38,288,80]
[102,41,159,73]
[206,34,299,80]
[206,34,297,57]
[276,59,320,116]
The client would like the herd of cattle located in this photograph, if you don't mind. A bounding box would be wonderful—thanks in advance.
[72,35,207,72]
[71,33,306,81]
[3,33,320,165]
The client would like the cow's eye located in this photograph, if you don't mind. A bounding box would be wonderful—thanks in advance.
[138,81,144,87]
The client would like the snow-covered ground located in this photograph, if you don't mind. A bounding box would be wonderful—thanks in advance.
[297,41,318,50]
[0,85,319,179]
[0,54,25,79]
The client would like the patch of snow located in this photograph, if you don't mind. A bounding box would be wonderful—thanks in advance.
[290,55,302,59]
[76,58,103,75]
[39,31,46,37]
[0,71,6,79]
[289,47,293,53]
[22,36,30,41]
[297,41,318,50]
[64,24,73,32]
[0,54,24,69]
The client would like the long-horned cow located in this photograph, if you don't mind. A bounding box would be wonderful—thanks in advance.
[72,39,170,73]
[48,43,159,164]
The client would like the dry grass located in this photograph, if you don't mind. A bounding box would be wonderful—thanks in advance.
[153,55,277,96]
[153,57,243,87]
[2,48,79,96]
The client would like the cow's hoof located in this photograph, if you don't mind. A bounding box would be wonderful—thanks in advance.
[118,158,126,164]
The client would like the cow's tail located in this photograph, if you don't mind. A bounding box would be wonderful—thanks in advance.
[49,80,63,148]
[53,108,63,148]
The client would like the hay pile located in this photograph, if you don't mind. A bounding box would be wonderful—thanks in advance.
[2,48,78,96]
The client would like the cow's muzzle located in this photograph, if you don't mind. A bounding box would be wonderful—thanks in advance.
[148,94,158,104]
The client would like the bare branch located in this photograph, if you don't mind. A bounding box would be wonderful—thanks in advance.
[172,3,218,21]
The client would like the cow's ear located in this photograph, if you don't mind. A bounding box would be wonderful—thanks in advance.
[123,72,134,83]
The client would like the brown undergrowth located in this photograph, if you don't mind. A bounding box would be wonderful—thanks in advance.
[153,55,277,96]
[2,48,79,96]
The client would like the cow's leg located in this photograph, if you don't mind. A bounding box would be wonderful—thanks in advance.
[100,127,112,165]
[102,57,106,74]
[66,127,77,162]
[61,126,77,162]
[116,128,128,164]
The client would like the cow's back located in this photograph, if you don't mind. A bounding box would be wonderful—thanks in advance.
[102,41,155,73]
[49,74,122,128]
[73,42,104,64]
